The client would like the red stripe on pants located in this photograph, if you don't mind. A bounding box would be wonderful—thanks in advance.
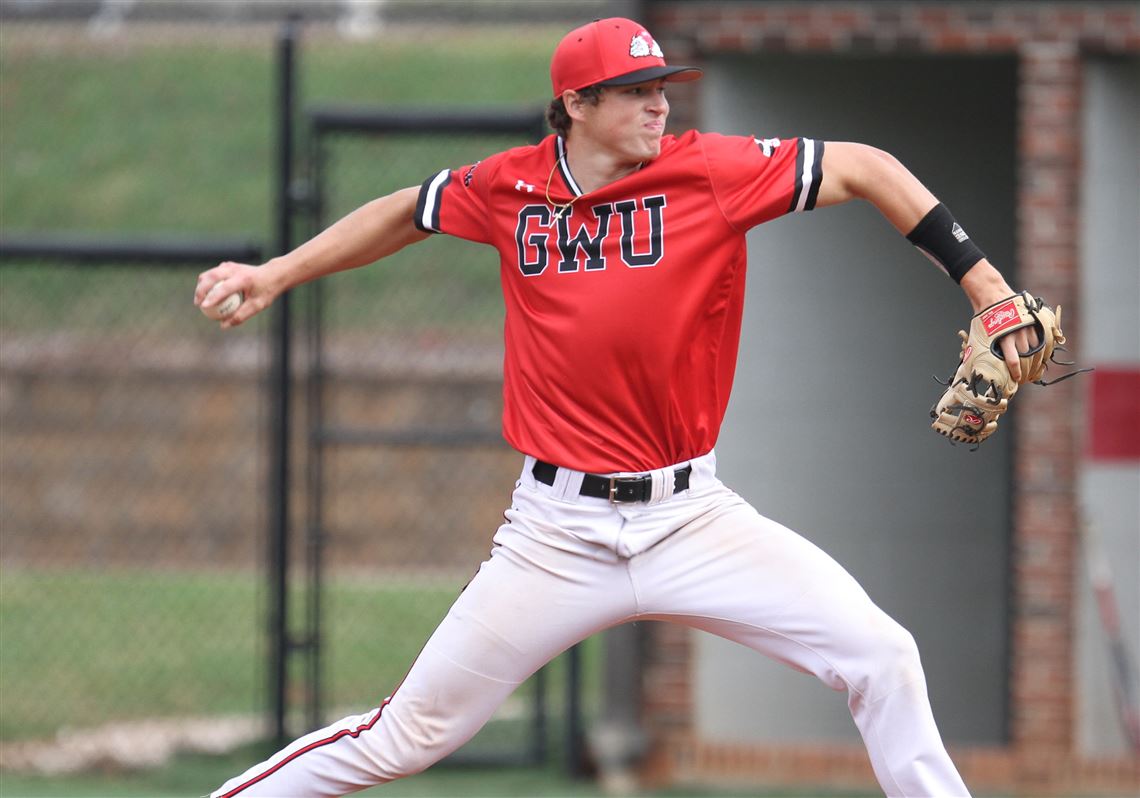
[219,698,391,798]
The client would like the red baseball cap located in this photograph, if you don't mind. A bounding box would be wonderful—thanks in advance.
[550,18,702,97]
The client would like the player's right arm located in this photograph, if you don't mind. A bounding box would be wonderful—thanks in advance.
[194,186,428,328]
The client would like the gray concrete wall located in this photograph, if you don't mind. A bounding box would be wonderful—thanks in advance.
[1076,55,1140,757]
[696,54,1018,745]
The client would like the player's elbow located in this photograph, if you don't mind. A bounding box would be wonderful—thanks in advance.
[820,142,938,230]
[846,143,908,200]
[819,142,906,207]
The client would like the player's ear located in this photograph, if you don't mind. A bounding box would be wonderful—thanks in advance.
[563,89,590,121]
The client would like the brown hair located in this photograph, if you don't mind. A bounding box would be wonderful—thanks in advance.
[546,85,604,138]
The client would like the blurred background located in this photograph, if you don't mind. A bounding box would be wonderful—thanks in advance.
[0,2,1136,797]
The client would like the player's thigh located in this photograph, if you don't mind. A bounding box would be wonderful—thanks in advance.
[363,520,635,769]
[634,493,904,689]
[422,526,634,685]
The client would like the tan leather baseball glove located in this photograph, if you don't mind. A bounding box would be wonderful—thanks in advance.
[930,291,1080,447]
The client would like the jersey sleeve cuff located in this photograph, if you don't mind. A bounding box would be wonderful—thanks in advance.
[414,169,451,234]
[787,138,825,213]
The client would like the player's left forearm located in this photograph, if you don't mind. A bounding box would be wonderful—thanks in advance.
[819,142,1016,307]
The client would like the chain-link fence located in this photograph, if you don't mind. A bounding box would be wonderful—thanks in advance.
[0,252,269,767]
[0,16,287,776]
[297,108,555,761]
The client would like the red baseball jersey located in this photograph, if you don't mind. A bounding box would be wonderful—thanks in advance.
[416,131,824,473]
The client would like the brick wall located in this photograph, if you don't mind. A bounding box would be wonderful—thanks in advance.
[643,2,1140,795]
[1012,37,1084,785]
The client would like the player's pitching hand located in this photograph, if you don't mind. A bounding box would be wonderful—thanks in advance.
[996,324,1040,383]
[959,263,1040,383]
[195,261,271,329]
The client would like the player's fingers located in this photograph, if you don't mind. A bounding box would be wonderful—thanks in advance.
[196,262,245,303]
[1010,327,1040,355]
[1020,330,1041,362]
[193,278,212,306]
[198,263,253,308]
[221,292,266,329]
[220,293,249,328]
[999,334,1023,382]
[195,265,226,305]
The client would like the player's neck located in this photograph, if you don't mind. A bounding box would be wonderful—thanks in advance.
[563,138,643,194]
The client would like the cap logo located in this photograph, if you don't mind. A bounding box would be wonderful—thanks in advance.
[630,31,664,58]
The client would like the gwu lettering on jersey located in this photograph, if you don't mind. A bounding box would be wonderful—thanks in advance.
[415,131,824,474]
[513,196,666,275]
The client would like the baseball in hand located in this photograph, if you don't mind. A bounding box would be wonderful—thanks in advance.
[201,287,244,320]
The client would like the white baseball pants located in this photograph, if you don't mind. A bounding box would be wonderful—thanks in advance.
[212,451,969,797]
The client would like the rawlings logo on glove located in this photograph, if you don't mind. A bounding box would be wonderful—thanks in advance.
[930,291,1091,447]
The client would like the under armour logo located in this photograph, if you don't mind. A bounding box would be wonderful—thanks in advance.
[754,137,781,157]
[515,180,535,193]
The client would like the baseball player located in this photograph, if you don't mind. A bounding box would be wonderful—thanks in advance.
[197,17,1052,798]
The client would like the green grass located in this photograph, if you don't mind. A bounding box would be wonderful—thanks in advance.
[0,567,619,797]
[0,565,597,755]
[0,43,274,236]
[0,568,263,739]
[0,567,489,740]
[1,26,556,331]
[0,26,559,236]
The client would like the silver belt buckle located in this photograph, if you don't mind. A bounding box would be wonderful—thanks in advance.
[608,476,641,504]
[608,476,621,503]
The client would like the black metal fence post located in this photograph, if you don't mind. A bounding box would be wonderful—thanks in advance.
[303,114,327,738]
[268,15,298,745]
[303,104,553,766]
[566,644,586,777]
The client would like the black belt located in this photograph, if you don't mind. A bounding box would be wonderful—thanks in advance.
[532,460,692,504]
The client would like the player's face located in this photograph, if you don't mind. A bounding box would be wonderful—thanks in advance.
[576,79,670,164]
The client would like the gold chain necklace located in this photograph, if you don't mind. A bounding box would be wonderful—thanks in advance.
[544,157,578,227]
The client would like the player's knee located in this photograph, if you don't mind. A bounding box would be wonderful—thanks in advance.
[378,717,466,778]
[855,616,925,699]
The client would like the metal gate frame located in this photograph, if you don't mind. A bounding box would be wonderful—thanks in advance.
[297,103,571,767]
